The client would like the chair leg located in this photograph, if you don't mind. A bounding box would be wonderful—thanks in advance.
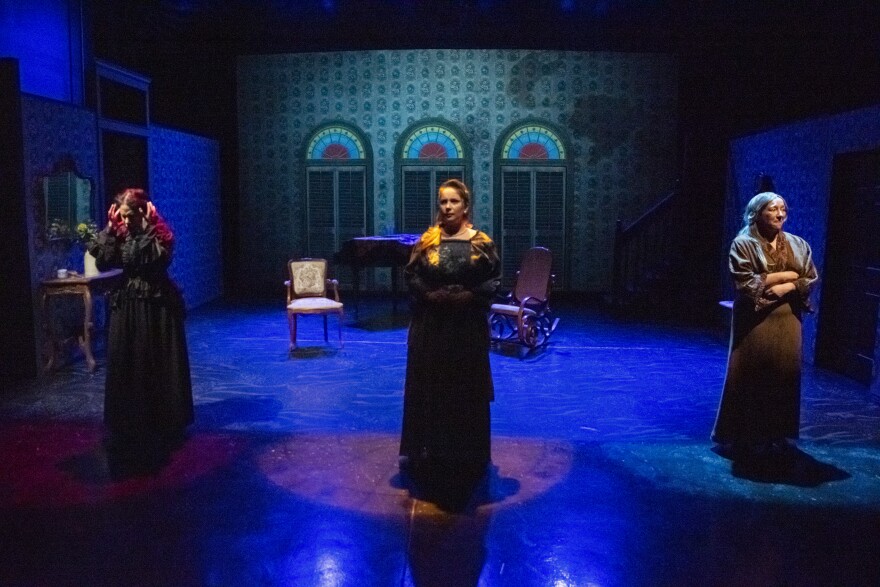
[518,315,538,348]
[337,310,344,348]
[288,313,298,351]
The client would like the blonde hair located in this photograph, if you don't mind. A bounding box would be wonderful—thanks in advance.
[414,179,474,252]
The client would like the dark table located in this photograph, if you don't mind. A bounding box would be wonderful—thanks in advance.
[334,234,420,315]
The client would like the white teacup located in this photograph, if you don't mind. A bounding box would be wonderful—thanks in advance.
[56,269,68,279]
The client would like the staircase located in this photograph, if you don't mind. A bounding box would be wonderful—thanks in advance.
[610,184,681,319]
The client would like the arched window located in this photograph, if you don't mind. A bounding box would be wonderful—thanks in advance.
[396,121,468,234]
[305,124,372,261]
[495,123,568,287]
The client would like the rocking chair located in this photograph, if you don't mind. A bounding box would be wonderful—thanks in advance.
[488,246,559,349]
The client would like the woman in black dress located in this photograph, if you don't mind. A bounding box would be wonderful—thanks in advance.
[399,179,501,503]
[89,188,193,471]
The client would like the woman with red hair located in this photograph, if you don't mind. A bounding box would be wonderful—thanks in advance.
[89,188,193,473]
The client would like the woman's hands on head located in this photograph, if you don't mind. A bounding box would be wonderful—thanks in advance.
[107,203,125,235]
[145,202,158,226]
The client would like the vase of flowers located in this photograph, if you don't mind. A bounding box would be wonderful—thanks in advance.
[75,220,99,276]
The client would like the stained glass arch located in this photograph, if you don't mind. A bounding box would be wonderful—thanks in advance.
[402,125,463,160]
[501,124,565,160]
[307,126,366,160]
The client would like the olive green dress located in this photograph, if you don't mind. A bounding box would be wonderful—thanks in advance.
[712,225,818,445]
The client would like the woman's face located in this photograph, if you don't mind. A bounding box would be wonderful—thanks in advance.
[438,186,467,229]
[756,197,787,233]
[119,202,145,233]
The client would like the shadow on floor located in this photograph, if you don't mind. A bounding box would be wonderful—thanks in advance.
[713,444,852,487]
[393,462,521,514]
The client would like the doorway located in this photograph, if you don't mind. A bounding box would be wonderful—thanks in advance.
[100,130,148,207]
[816,147,880,396]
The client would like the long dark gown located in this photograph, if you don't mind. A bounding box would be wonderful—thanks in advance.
[89,225,193,459]
[400,229,501,473]
[712,225,818,446]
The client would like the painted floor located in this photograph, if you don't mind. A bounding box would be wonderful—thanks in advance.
[2,299,879,586]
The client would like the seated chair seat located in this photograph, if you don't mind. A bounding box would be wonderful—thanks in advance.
[487,246,557,350]
[489,303,537,317]
[288,297,343,312]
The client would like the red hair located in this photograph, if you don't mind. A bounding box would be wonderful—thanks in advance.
[116,188,174,249]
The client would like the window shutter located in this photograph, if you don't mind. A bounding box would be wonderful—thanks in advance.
[535,170,565,283]
[501,170,533,284]
[402,170,432,234]
[401,167,464,234]
[307,169,336,259]
[337,168,366,245]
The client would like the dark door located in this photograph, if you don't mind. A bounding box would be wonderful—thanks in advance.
[816,148,880,390]
[100,130,148,207]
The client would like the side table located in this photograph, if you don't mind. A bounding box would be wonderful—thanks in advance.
[41,269,123,372]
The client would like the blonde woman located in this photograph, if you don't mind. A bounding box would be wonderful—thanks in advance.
[399,179,501,499]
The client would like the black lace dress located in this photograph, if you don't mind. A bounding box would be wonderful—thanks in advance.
[400,229,501,473]
[89,227,193,456]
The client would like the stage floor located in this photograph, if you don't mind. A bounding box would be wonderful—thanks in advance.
[2,300,879,586]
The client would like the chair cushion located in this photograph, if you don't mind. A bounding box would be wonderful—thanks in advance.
[490,303,537,317]
[288,297,343,311]
[290,261,326,296]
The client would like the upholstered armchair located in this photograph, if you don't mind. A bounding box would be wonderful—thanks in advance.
[285,258,344,352]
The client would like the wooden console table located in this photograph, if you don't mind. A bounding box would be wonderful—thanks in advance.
[41,269,123,372]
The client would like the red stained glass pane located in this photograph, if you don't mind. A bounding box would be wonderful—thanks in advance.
[322,144,351,159]
[418,142,449,160]
[519,143,549,159]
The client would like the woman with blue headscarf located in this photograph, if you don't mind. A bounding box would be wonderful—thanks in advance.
[712,191,818,456]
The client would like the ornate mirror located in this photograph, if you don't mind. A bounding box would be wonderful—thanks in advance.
[44,170,93,240]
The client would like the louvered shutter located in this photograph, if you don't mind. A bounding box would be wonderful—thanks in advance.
[402,170,431,234]
[307,169,336,259]
[501,167,566,288]
[401,167,464,234]
[501,170,533,285]
[337,168,367,245]
[535,170,565,283]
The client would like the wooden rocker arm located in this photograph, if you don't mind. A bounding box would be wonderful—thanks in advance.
[517,296,540,322]
[326,278,340,302]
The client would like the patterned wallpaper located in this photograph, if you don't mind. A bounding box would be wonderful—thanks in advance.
[21,95,100,370]
[237,49,679,291]
[726,104,880,363]
[149,126,223,309]
[22,96,99,288]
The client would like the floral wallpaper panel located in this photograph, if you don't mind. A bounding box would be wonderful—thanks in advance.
[237,49,679,292]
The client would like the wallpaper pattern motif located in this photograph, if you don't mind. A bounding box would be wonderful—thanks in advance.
[150,126,223,309]
[22,96,99,287]
[238,49,679,291]
[22,96,99,369]
[726,104,880,363]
